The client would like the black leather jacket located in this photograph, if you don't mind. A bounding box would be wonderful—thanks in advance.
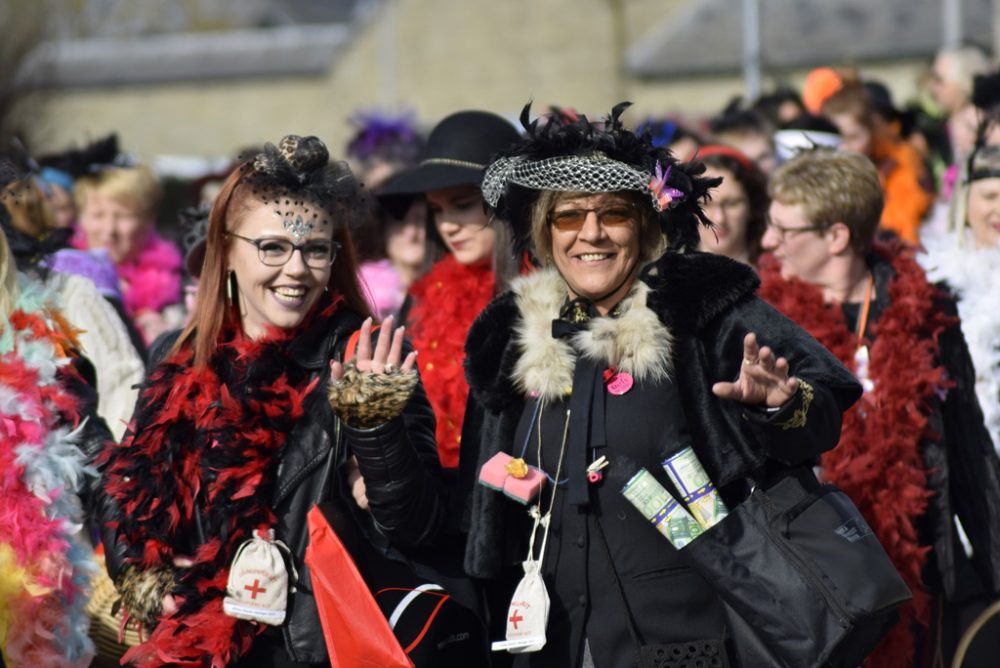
[65,353,116,516]
[96,308,446,663]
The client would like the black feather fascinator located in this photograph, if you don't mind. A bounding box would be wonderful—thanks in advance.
[0,158,72,272]
[239,135,361,232]
[0,157,18,192]
[482,102,720,253]
[37,134,124,178]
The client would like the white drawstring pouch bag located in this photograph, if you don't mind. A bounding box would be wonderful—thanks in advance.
[223,528,297,626]
[492,507,552,654]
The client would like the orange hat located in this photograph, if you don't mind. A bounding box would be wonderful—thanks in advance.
[802,67,845,115]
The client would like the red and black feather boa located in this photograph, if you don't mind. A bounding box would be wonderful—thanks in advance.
[100,300,340,666]
[407,255,494,468]
[758,241,953,668]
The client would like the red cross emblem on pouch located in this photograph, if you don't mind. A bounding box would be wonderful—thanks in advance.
[244,578,268,600]
[509,610,524,630]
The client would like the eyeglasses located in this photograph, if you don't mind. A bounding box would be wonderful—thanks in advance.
[548,205,638,232]
[766,221,827,242]
[228,233,340,268]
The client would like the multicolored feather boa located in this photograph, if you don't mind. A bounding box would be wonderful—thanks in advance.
[101,300,339,666]
[758,241,951,668]
[408,254,494,468]
[0,276,97,667]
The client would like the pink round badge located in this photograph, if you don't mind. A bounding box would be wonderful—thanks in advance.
[605,371,634,396]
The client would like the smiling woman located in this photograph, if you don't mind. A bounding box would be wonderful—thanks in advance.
[696,145,769,265]
[225,214,340,338]
[463,103,866,668]
[531,190,659,314]
[375,110,522,470]
[94,136,446,666]
[73,164,183,346]
[922,144,1000,454]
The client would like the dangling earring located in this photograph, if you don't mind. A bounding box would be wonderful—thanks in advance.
[226,270,236,303]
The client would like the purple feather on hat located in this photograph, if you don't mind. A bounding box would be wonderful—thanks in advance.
[346,110,424,164]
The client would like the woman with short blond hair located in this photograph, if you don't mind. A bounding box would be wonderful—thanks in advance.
[74,163,182,345]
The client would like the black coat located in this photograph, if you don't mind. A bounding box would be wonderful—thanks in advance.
[461,251,862,666]
[97,308,446,663]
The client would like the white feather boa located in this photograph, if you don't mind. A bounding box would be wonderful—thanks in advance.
[920,232,1000,453]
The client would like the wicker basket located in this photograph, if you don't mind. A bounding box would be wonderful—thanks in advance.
[86,554,143,664]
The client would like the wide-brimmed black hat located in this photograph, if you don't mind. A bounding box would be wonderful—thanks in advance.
[376,110,521,196]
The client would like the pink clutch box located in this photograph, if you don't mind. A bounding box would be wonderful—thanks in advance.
[478,452,512,491]
[477,452,546,504]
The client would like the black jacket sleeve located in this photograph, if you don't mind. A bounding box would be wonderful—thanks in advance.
[705,296,863,466]
[340,346,446,549]
[60,352,116,546]
[63,351,115,464]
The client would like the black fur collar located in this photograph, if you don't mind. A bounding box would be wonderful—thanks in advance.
[640,250,760,334]
[464,251,759,410]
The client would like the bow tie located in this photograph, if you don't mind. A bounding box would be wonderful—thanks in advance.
[550,296,625,339]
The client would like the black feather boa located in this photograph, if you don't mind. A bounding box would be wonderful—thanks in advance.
[100,305,338,665]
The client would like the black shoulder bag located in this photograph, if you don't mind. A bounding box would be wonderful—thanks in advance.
[680,466,912,668]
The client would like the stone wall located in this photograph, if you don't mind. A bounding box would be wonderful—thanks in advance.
[19,0,929,165]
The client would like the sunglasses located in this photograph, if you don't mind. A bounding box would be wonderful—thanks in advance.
[548,205,638,231]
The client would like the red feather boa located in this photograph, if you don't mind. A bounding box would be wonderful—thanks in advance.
[758,241,953,668]
[100,300,340,666]
[407,255,494,468]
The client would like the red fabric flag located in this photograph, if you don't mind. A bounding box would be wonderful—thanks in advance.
[304,506,413,668]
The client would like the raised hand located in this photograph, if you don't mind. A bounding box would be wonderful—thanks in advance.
[330,315,417,381]
[712,332,799,408]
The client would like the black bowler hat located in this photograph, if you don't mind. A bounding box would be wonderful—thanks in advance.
[377,110,521,196]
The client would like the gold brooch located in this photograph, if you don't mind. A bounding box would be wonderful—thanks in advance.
[505,457,529,479]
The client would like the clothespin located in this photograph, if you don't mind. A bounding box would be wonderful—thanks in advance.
[587,456,610,483]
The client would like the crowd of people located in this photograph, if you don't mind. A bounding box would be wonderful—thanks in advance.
[1,46,1000,668]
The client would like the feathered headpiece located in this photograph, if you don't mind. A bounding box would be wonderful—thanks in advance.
[239,135,362,234]
[37,134,125,177]
[345,110,424,165]
[482,102,719,254]
[0,158,72,272]
[0,157,18,191]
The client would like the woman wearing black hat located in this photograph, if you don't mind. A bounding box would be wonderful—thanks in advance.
[461,104,863,667]
[378,110,522,471]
